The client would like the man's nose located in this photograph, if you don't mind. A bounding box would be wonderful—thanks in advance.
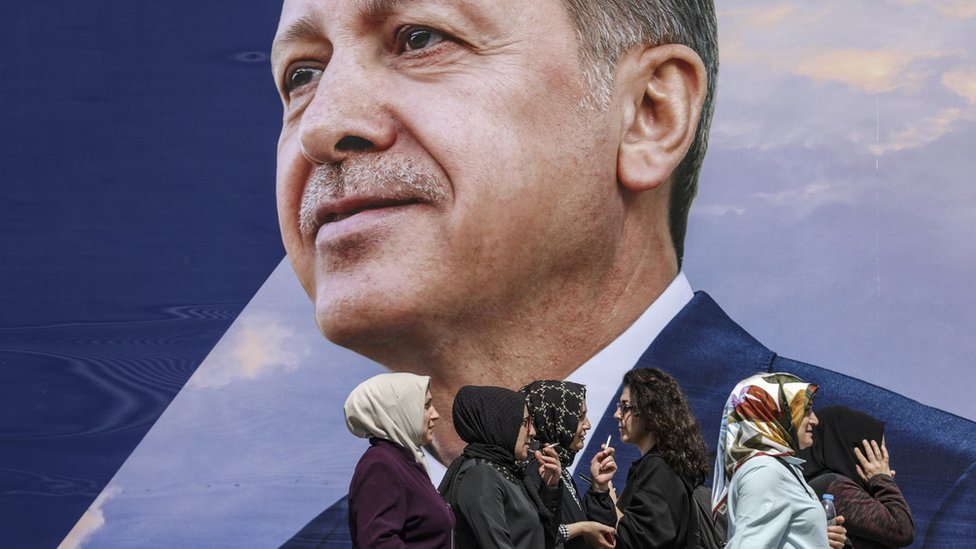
[298,59,396,164]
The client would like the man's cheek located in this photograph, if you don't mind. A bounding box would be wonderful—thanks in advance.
[276,135,309,209]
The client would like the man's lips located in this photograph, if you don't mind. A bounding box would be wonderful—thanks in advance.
[313,195,421,230]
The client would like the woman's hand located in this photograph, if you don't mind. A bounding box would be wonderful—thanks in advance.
[567,521,616,548]
[855,439,894,482]
[589,444,618,492]
[535,445,562,487]
[827,515,848,549]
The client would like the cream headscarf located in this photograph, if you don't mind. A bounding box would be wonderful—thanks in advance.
[344,372,431,473]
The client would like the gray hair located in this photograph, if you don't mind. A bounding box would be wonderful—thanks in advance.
[560,0,718,266]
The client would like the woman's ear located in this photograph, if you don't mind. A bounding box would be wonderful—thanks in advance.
[616,44,707,192]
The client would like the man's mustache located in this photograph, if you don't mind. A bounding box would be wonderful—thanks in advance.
[299,156,447,235]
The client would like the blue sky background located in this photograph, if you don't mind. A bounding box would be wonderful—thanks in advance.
[1,1,973,547]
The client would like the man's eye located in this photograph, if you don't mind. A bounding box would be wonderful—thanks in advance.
[398,27,445,52]
[284,66,322,93]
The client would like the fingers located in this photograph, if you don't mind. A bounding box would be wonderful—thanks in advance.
[591,532,615,549]
[539,461,560,486]
[827,521,847,549]
[539,460,560,473]
[876,439,891,470]
[835,515,845,525]
[857,440,883,476]
[593,445,616,462]
[863,439,893,476]
[861,439,874,460]
[862,439,881,463]
[596,446,617,470]
[541,449,560,464]
[870,439,883,462]
[858,439,895,478]
[592,523,616,548]
[854,447,871,482]
[536,448,559,465]
[590,446,618,487]
[538,455,561,472]
[598,526,616,548]
[536,449,562,486]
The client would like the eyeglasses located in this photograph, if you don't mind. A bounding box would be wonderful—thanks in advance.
[616,401,638,415]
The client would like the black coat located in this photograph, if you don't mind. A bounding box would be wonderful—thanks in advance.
[615,453,693,549]
[451,458,561,549]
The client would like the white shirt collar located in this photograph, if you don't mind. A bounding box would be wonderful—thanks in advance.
[428,272,694,484]
[565,272,693,473]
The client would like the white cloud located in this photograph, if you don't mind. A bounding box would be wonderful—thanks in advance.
[695,204,747,216]
[719,4,799,30]
[792,49,943,93]
[188,313,310,389]
[894,0,976,19]
[58,485,123,549]
[753,180,858,216]
[943,67,976,103]
[870,107,967,154]
[937,2,976,18]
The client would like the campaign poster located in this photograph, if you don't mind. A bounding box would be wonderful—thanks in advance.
[2,2,974,547]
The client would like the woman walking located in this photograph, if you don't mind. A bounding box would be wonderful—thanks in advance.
[612,367,710,548]
[345,372,455,548]
[713,372,847,549]
[521,380,617,548]
[800,405,915,548]
[438,385,563,549]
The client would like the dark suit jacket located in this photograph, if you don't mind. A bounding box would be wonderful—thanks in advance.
[284,292,976,548]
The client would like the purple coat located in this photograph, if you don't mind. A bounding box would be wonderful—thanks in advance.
[348,438,455,548]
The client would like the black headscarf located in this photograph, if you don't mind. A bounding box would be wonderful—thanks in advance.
[799,405,886,488]
[520,380,586,467]
[438,386,527,505]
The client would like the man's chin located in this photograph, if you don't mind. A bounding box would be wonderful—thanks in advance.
[428,430,466,466]
[313,291,422,352]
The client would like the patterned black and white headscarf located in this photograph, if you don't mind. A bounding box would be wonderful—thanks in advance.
[520,380,586,467]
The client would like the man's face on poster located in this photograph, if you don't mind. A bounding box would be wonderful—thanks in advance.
[272,0,624,356]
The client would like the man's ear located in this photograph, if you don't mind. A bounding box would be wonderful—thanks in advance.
[616,44,707,192]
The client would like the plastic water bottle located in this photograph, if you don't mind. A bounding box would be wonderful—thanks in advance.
[822,493,837,526]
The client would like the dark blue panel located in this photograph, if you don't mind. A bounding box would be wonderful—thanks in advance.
[0,2,285,545]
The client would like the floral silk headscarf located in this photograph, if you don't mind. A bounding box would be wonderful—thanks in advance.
[711,372,818,515]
